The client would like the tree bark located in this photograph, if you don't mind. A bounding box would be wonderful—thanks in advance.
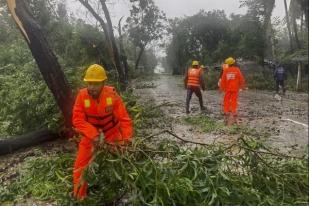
[100,0,125,88]
[284,0,294,51]
[300,13,304,33]
[78,0,126,89]
[118,17,130,83]
[78,0,113,56]
[296,62,302,91]
[7,0,73,129]
[300,0,308,30]
[135,46,145,71]
[291,10,301,49]
[0,130,59,155]
[259,0,275,59]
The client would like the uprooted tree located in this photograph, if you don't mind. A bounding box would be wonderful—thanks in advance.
[0,0,74,155]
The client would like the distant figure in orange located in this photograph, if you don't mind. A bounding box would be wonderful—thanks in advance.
[219,57,245,124]
[72,64,133,200]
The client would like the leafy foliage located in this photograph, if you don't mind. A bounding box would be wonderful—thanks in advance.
[0,153,74,204]
[126,0,166,49]
[1,136,308,205]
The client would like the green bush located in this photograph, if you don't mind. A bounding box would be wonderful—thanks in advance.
[0,62,60,136]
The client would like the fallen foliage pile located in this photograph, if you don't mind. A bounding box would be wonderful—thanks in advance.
[1,135,308,205]
[0,93,308,205]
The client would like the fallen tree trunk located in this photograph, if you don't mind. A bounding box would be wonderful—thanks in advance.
[0,130,59,155]
[7,0,74,128]
[1,0,74,155]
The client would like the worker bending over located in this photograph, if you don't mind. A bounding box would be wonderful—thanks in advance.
[72,64,133,200]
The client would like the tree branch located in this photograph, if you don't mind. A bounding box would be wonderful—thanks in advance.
[78,0,113,56]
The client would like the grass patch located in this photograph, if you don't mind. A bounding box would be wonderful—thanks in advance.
[183,115,219,133]
[183,115,241,134]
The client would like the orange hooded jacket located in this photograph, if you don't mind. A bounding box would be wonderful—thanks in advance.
[220,66,245,92]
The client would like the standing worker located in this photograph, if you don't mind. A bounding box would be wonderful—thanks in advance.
[274,63,287,95]
[184,60,206,114]
[72,64,133,200]
[219,57,245,124]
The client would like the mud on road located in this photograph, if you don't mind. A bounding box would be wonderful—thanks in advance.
[134,74,308,155]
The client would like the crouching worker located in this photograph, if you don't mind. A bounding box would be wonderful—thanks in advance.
[72,64,133,200]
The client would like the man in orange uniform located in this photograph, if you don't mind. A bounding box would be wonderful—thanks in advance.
[72,64,133,200]
[184,60,206,114]
[219,57,245,124]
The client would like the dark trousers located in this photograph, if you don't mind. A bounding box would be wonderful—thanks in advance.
[276,80,286,94]
[186,86,204,112]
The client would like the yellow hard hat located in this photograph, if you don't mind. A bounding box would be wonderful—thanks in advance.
[84,64,107,82]
[225,57,235,65]
[201,65,206,68]
[192,60,199,66]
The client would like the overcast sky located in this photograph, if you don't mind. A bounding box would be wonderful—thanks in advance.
[72,0,289,25]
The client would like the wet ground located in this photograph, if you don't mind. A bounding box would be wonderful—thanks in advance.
[134,74,308,155]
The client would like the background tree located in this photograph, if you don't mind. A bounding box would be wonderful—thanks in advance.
[240,0,276,59]
[78,0,126,88]
[283,0,294,51]
[166,10,264,74]
[126,0,166,71]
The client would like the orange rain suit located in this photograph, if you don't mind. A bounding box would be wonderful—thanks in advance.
[72,86,133,200]
[219,66,245,115]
